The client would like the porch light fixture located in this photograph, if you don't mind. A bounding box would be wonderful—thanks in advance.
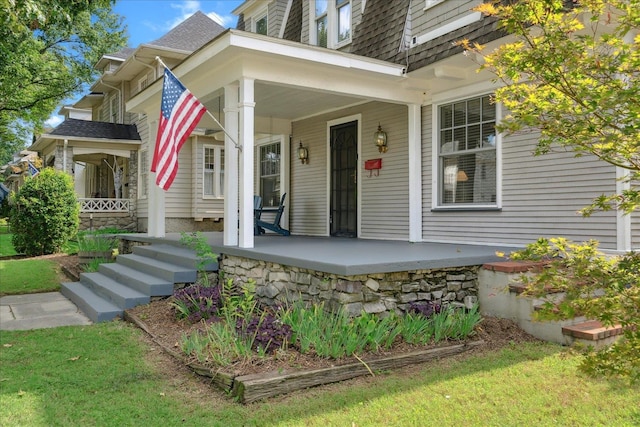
[298,142,309,164]
[374,124,387,153]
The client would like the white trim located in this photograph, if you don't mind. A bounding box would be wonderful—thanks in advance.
[423,0,444,10]
[431,92,501,210]
[412,12,482,47]
[326,114,362,237]
[203,144,224,199]
[616,166,631,251]
[279,0,293,38]
[408,104,422,242]
[251,5,269,35]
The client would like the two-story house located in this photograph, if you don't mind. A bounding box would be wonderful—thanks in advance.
[28,11,225,231]
[125,0,636,253]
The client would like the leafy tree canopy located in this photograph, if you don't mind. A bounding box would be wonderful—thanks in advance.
[460,0,639,215]
[0,0,127,164]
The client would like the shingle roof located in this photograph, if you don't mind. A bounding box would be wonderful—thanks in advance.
[147,11,225,51]
[282,0,303,43]
[49,119,141,141]
[400,16,506,72]
[349,1,506,72]
[351,0,410,63]
[109,47,136,60]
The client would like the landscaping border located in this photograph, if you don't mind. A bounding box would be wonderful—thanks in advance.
[123,310,484,403]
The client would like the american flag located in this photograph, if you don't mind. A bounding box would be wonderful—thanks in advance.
[151,68,207,190]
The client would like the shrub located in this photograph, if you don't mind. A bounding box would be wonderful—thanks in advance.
[171,285,222,323]
[236,309,293,354]
[9,168,79,255]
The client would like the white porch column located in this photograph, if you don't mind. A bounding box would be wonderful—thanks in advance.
[148,119,166,237]
[408,104,422,242]
[239,78,255,248]
[224,83,240,246]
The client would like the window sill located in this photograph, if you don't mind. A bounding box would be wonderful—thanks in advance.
[431,206,501,212]
[203,196,224,200]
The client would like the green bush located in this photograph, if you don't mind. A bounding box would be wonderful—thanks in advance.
[9,168,79,256]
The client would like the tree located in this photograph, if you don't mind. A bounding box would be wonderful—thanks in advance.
[462,0,640,382]
[9,168,79,256]
[460,0,639,215]
[0,0,127,165]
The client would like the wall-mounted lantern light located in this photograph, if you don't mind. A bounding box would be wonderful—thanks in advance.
[298,142,309,164]
[374,124,387,153]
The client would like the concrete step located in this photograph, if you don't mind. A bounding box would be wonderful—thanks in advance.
[115,253,197,284]
[98,263,174,296]
[132,244,218,271]
[61,282,122,323]
[562,320,623,348]
[80,272,149,309]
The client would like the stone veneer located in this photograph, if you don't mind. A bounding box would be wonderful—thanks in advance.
[220,255,479,316]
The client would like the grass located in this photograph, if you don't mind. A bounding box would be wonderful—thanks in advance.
[1,322,638,427]
[0,233,18,257]
[0,258,61,295]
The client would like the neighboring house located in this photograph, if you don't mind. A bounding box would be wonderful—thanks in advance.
[124,0,637,252]
[26,11,225,231]
[0,150,41,199]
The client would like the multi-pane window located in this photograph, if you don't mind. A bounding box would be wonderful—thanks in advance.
[255,12,268,35]
[438,94,497,206]
[110,94,118,123]
[313,0,351,48]
[204,146,224,198]
[139,150,148,199]
[259,143,281,207]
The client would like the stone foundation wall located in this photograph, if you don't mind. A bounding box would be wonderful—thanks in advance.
[79,213,137,232]
[220,255,479,316]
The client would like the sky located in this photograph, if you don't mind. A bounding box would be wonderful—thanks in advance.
[45,0,243,128]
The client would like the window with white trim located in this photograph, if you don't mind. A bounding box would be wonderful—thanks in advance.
[139,149,148,199]
[254,11,268,35]
[109,94,118,123]
[437,94,497,206]
[259,142,281,207]
[203,146,224,198]
[312,0,351,48]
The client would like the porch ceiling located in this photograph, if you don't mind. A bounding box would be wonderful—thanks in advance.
[128,30,426,119]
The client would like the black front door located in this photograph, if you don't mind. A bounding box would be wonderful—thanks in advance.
[330,121,358,237]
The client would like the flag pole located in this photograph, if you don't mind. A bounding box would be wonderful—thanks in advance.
[154,56,242,151]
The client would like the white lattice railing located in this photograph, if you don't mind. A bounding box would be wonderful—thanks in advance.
[80,198,130,213]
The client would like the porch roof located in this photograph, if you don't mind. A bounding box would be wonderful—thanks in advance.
[123,233,517,276]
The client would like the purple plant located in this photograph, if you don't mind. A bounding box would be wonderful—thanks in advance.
[408,301,441,318]
[172,285,222,323]
[236,313,293,354]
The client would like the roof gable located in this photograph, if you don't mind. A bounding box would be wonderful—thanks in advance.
[147,11,225,51]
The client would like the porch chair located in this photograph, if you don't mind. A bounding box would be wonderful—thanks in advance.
[254,193,290,236]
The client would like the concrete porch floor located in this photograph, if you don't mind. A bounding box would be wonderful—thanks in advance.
[122,233,518,276]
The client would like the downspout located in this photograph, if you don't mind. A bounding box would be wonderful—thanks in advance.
[99,78,123,123]
[132,54,157,81]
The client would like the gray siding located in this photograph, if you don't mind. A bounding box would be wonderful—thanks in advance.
[422,106,620,249]
[270,0,288,37]
[410,0,480,36]
[632,203,640,249]
[291,102,409,239]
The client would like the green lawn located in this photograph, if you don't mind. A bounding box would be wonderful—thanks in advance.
[0,258,60,295]
[0,233,18,257]
[1,323,637,427]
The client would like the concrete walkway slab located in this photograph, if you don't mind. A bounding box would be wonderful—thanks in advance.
[0,292,92,331]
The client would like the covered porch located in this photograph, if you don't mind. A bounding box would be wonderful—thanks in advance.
[128,30,428,248]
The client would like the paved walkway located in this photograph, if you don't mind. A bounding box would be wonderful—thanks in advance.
[0,292,92,331]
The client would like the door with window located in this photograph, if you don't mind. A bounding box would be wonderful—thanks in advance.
[330,120,357,237]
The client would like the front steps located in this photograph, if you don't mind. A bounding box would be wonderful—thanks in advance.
[478,261,623,347]
[61,243,218,323]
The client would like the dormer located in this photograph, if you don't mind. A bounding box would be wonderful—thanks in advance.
[94,47,134,75]
[234,0,276,36]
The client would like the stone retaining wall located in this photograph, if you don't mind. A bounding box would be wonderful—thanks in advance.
[79,213,137,232]
[220,255,479,316]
